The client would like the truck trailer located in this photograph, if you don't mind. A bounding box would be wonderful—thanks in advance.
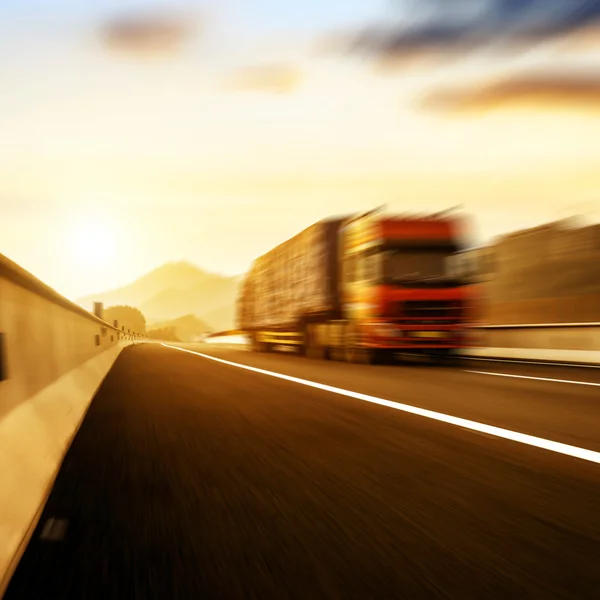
[237,208,471,364]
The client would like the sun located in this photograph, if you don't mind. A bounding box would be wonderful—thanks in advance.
[67,217,119,268]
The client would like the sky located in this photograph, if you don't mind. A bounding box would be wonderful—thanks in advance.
[1,0,600,300]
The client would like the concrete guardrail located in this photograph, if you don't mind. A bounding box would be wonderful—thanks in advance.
[465,323,600,365]
[0,253,144,596]
[205,334,249,346]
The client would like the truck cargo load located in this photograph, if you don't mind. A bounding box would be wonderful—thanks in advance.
[238,218,344,331]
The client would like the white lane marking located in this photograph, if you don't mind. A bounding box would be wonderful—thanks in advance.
[466,370,600,387]
[162,343,600,466]
[40,518,68,541]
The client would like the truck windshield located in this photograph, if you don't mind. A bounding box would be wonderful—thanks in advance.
[383,248,454,283]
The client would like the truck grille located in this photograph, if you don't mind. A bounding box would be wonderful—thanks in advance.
[399,300,462,324]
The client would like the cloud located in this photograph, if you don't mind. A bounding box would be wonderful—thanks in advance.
[101,11,199,56]
[223,65,302,94]
[349,0,600,63]
[422,72,600,112]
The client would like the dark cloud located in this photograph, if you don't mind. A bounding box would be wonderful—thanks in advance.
[350,0,600,63]
[423,72,600,112]
[101,11,199,56]
[224,65,302,94]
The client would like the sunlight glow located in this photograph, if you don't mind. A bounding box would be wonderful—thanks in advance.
[66,216,119,268]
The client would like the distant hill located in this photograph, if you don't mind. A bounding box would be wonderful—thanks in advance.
[79,261,241,328]
[147,314,211,342]
[104,305,147,335]
[146,326,180,342]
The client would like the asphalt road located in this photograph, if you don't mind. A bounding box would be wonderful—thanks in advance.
[6,343,600,599]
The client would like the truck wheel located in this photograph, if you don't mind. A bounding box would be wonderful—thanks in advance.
[251,334,271,353]
[330,346,344,361]
[304,324,325,360]
[251,333,261,352]
[432,349,457,366]
[344,325,375,364]
[376,350,393,366]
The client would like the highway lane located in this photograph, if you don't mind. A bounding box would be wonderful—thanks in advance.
[6,343,600,599]
[181,343,600,453]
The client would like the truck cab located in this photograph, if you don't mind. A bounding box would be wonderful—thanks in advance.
[337,215,469,362]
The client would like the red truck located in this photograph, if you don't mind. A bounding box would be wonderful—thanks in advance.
[237,207,470,364]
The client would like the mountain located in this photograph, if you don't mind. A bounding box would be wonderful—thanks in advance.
[78,261,240,328]
[79,261,223,309]
[140,278,237,322]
